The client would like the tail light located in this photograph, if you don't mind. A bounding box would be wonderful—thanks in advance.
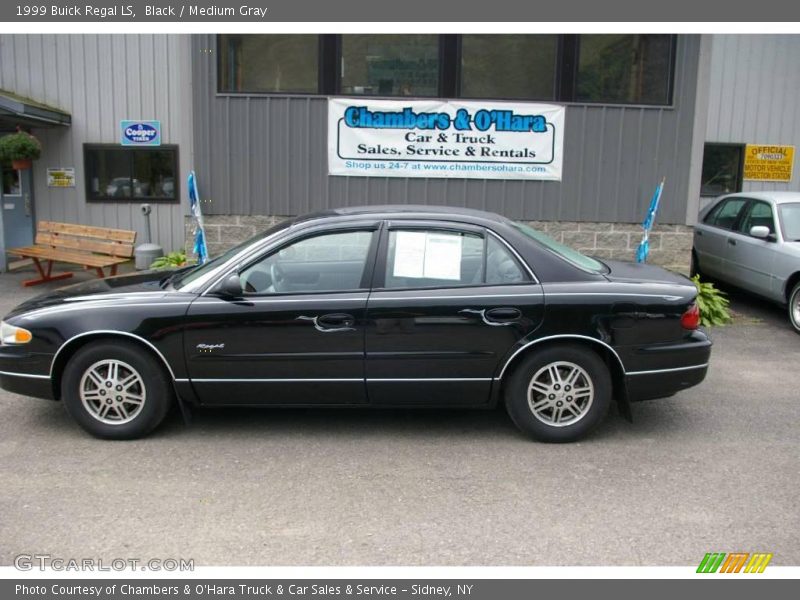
[681,303,700,330]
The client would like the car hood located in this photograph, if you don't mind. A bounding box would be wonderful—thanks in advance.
[3,270,181,319]
[601,259,695,287]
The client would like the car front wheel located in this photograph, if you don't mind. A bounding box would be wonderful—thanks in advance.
[62,341,173,439]
[790,282,800,334]
[505,344,611,442]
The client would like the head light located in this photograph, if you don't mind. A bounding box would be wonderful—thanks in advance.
[0,321,33,345]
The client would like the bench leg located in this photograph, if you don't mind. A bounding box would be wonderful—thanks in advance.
[93,265,119,279]
[22,258,74,287]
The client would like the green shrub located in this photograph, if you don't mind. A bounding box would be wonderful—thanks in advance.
[0,131,42,161]
[150,251,188,270]
[692,275,732,327]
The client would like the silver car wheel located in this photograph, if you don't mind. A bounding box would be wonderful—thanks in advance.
[528,361,594,427]
[79,359,146,425]
[791,286,800,330]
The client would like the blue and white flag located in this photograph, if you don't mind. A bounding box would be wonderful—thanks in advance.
[187,170,209,264]
[636,178,665,264]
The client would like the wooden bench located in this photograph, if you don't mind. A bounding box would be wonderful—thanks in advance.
[8,221,136,287]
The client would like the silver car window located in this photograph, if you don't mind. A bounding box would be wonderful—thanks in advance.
[779,203,800,242]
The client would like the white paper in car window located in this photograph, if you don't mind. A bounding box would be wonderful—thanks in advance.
[392,231,462,281]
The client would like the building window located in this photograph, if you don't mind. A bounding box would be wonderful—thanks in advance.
[2,166,21,195]
[459,35,557,100]
[575,35,674,105]
[340,35,440,97]
[701,143,744,196]
[84,145,178,202]
[218,34,319,93]
[216,34,676,106]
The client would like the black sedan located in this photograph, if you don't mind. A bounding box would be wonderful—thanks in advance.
[0,206,711,442]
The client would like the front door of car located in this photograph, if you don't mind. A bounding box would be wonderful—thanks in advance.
[184,226,380,405]
[726,199,779,297]
[364,222,544,406]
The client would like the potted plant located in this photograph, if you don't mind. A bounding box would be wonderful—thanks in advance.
[0,130,42,170]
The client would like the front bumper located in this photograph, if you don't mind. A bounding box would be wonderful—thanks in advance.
[0,348,55,400]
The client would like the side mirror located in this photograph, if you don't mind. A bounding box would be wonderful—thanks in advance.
[215,273,243,298]
[749,225,771,240]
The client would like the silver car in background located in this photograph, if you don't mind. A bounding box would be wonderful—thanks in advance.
[692,192,800,333]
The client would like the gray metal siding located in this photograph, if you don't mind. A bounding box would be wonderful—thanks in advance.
[192,34,702,225]
[706,34,800,194]
[0,34,191,252]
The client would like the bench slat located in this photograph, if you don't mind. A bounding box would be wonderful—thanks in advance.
[38,220,137,244]
[35,232,134,258]
[8,245,131,268]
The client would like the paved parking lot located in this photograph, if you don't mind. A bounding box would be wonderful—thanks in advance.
[0,268,798,566]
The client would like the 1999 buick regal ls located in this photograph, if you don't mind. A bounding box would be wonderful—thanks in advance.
[0,206,712,442]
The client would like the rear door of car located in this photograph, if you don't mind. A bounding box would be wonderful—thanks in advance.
[726,199,780,298]
[364,220,544,407]
[694,196,749,280]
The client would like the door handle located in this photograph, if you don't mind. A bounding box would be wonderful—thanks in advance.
[485,307,522,323]
[696,230,703,237]
[460,307,521,326]
[297,313,356,332]
[727,238,737,246]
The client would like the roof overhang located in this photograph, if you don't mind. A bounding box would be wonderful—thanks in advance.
[0,90,71,129]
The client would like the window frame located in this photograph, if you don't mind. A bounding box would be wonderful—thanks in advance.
[372,222,532,292]
[700,142,745,197]
[83,143,179,204]
[215,34,678,107]
[735,199,778,240]
[703,196,750,231]
[235,226,381,297]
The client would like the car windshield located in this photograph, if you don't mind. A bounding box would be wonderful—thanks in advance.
[171,220,292,289]
[512,223,607,273]
[779,203,800,241]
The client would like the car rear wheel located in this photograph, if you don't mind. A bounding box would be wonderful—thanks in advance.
[789,282,800,334]
[505,344,611,442]
[62,341,173,439]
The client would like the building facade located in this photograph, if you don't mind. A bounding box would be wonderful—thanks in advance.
[1,33,798,273]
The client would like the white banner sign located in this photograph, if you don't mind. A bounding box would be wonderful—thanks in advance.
[328,98,564,180]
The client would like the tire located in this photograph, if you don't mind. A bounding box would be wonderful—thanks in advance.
[504,344,612,443]
[789,282,800,335]
[61,341,173,439]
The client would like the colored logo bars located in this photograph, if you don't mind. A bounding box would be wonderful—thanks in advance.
[696,552,773,573]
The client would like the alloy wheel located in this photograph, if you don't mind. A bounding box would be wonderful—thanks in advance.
[527,361,594,427]
[79,359,146,425]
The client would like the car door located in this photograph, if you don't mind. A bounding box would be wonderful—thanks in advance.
[364,221,544,407]
[726,199,780,297]
[694,196,748,280]
[183,225,380,405]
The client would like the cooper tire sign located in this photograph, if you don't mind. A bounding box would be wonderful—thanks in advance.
[328,98,565,180]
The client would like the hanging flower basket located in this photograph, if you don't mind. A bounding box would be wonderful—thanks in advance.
[0,131,42,170]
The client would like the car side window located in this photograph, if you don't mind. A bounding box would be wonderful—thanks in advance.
[239,230,374,295]
[737,201,775,235]
[486,235,527,284]
[382,229,529,289]
[705,198,747,230]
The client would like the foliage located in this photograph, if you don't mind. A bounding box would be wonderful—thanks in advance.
[150,251,188,270]
[692,275,732,327]
[0,131,42,161]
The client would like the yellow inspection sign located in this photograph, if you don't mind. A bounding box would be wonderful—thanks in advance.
[743,144,794,182]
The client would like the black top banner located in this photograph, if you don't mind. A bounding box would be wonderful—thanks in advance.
[2,0,800,22]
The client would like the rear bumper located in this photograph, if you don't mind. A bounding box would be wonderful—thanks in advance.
[623,330,713,402]
[625,363,709,401]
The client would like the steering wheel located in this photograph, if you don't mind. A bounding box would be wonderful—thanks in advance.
[270,261,287,293]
